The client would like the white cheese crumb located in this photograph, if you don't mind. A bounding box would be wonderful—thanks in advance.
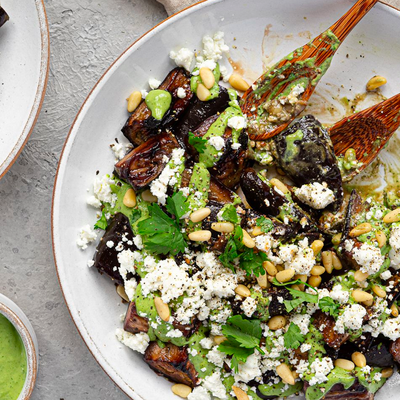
[330,284,350,304]
[389,224,400,269]
[106,240,114,249]
[381,270,392,280]
[300,343,312,353]
[115,329,150,354]
[206,346,226,367]
[208,136,225,151]
[231,142,241,150]
[77,225,97,250]
[309,357,334,386]
[241,297,257,317]
[335,304,367,334]
[278,238,315,275]
[199,337,214,350]
[170,47,194,71]
[188,386,211,400]
[234,353,261,383]
[166,329,183,338]
[382,315,400,340]
[141,89,148,99]
[294,182,335,210]
[148,78,161,89]
[87,259,94,268]
[202,371,227,399]
[86,195,102,209]
[290,314,311,335]
[177,87,186,98]
[133,235,143,250]
[352,242,385,275]
[227,116,247,130]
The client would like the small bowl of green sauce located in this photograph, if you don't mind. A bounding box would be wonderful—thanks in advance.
[0,294,38,400]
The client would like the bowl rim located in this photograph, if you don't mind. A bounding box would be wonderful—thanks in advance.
[0,302,38,400]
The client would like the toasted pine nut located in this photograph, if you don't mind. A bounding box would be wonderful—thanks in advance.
[229,73,250,92]
[352,289,373,303]
[232,386,249,400]
[311,240,324,256]
[172,384,192,398]
[391,304,399,317]
[351,352,367,368]
[263,261,277,276]
[235,284,251,298]
[242,230,256,248]
[334,359,355,371]
[276,268,295,283]
[332,233,342,246]
[276,363,295,385]
[268,316,286,331]
[252,226,263,237]
[257,273,269,289]
[291,284,301,291]
[350,223,372,237]
[375,231,387,248]
[296,274,308,283]
[214,335,227,345]
[199,67,215,89]
[141,189,158,202]
[190,207,211,223]
[372,285,386,298]
[310,265,325,276]
[298,283,305,291]
[270,178,289,194]
[188,230,212,242]
[383,208,400,224]
[196,83,211,101]
[211,222,234,233]
[363,298,374,307]
[127,91,142,113]
[322,251,333,274]
[116,285,129,302]
[154,297,170,321]
[381,367,394,378]
[354,270,369,282]
[366,75,387,91]
[123,188,137,208]
[331,252,342,270]
[308,275,322,288]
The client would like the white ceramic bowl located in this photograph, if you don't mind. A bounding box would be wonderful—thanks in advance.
[52,0,400,399]
[0,294,39,400]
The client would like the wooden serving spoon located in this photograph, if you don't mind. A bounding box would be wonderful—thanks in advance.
[241,0,379,141]
[330,93,400,181]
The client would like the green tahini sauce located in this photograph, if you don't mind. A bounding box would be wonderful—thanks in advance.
[0,314,27,400]
[145,90,172,120]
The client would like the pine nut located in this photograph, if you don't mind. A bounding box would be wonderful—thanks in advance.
[372,285,386,298]
[196,83,211,101]
[276,268,295,283]
[263,261,277,276]
[352,289,373,303]
[311,240,324,256]
[127,91,142,113]
[276,363,295,385]
[366,75,387,91]
[354,270,369,282]
[310,265,325,276]
[188,230,212,242]
[154,297,170,321]
[291,284,301,291]
[268,316,287,331]
[334,359,355,371]
[381,367,394,378]
[391,304,399,317]
[322,251,333,274]
[298,284,305,291]
[116,285,129,302]
[257,273,269,289]
[190,207,211,223]
[375,231,387,248]
[308,275,322,288]
[229,73,250,92]
[270,178,289,194]
[383,208,400,224]
[242,230,256,248]
[296,274,308,283]
[211,222,234,233]
[172,384,192,398]
[141,189,158,202]
[252,226,263,237]
[214,335,227,345]
[123,188,137,208]
[351,352,367,368]
[331,252,342,270]
[232,386,249,400]
[332,233,342,246]
[199,67,215,89]
[350,223,372,237]
[363,298,374,307]
[235,284,251,298]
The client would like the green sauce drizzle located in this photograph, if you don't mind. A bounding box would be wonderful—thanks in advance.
[145,90,172,120]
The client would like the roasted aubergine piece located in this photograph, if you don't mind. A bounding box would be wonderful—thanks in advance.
[144,342,198,387]
[124,302,149,334]
[122,67,193,146]
[115,132,179,190]
[304,381,374,400]
[0,6,9,27]
[272,115,343,211]
[92,213,136,285]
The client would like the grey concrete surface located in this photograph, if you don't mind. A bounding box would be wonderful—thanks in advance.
[0,1,166,398]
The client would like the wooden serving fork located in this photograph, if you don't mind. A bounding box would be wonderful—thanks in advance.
[330,93,400,181]
[241,0,379,141]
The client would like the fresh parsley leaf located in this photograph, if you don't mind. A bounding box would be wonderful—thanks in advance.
[166,191,189,220]
[284,323,305,349]
[256,216,274,233]
[219,226,243,269]
[94,210,108,230]
[221,204,240,224]
[240,248,267,277]
[218,338,253,372]
[188,131,207,154]
[319,297,340,317]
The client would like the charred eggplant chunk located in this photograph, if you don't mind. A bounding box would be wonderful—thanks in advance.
[304,381,373,400]
[124,302,149,334]
[144,342,198,387]
[0,6,9,27]
[122,68,193,146]
[115,132,179,190]
[272,115,343,210]
[313,311,349,349]
[92,213,136,284]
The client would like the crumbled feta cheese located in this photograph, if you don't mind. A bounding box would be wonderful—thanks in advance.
[141,89,148,99]
[87,259,94,268]
[188,386,211,400]
[200,337,214,350]
[381,270,392,280]
[374,372,382,382]
[389,225,400,269]
[382,315,400,340]
[231,142,241,150]
[92,174,117,207]
[241,297,257,317]
[197,59,217,71]
[148,78,161,89]
[206,346,226,367]
[335,304,367,334]
[220,65,231,82]
[77,225,97,250]
[200,31,229,63]
[133,235,143,250]
[294,182,335,210]
[166,329,184,338]
[227,116,247,131]
[106,240,114,248]
[234,353,261,383]
[110,142,132,161]
[170,47,194,71]
[118,249,139,280]
[330,284,350,304]
[208,136,225,151]
[177,87,186,98]
[278,238,315,275]
[115,329,150,354]
[352,242,385,275]
[309,357,334,386]
[86,195,102,208]
[203,371,227,399]
[300,343,312,353]
[290,314,311,335]
[287,84,305,105]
